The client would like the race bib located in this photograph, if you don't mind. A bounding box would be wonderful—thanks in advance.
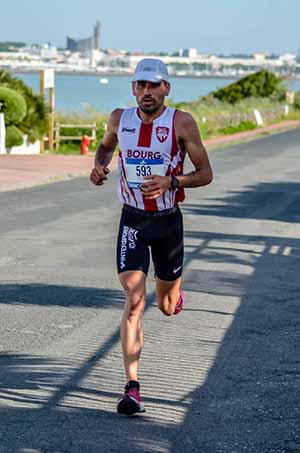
[125,158,165,189]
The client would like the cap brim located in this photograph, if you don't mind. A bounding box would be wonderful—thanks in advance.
[132,72,168,83]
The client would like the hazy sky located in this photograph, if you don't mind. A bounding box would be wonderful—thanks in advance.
[1,0,299,55]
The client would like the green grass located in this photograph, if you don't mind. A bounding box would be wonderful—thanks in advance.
[219,120,257,135]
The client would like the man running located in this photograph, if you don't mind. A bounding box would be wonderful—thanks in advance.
[90,58,213,416]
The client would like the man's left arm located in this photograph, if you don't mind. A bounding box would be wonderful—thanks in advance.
[174,111,213,188]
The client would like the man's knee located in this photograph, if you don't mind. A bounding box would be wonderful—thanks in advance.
[123,281,144,302]
[120,273,146,317]
[158,303,174,316]
[125,292,145,316]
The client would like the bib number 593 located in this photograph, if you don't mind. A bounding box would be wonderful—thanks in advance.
[136,165,151,177]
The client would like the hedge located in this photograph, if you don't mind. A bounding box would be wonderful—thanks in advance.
[210,70,286,104]
[6,125,24,148]
[0,86,26,124]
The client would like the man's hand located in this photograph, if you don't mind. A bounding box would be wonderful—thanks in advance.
[141,175,171,199]
[90,165,110,186]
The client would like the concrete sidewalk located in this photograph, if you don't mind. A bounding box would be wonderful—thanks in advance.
[0,154,98,192]
[0,119,299,192]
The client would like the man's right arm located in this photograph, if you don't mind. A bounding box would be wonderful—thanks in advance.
[90,108,123,186]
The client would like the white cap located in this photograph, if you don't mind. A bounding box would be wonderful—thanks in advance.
[132,58,169,83]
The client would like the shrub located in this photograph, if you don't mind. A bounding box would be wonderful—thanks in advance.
[209,70,286,104]
[0,86,26,124]
[6,125,24,148]
[0,86,27,147]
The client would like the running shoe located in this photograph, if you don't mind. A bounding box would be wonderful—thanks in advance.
[173,288,184,315]
[117,381,145,416]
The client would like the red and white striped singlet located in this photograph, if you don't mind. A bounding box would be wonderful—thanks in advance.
[117,106,185,211]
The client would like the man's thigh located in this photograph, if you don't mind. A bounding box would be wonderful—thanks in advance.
[150,211,184,281]
[116,212,150,275]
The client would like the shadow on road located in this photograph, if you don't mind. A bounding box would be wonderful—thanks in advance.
[0,405,174,453]
[183,181,300,223]
[0,283,124,309]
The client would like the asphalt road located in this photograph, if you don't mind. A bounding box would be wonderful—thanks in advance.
[1,129,300,453]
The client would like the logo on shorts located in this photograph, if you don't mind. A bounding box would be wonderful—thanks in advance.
[120,226,138,270]
[128,227,138,249]
[156,126,169,143]
[173,265,182,274]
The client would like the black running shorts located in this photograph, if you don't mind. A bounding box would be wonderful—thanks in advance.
[116,204,184,281]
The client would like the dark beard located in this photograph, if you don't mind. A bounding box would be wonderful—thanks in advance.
[139,104,160,114]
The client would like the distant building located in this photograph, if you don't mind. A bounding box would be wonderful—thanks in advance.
[66,36,93,53]
[179,48,198,58]
[40,44,58,59]
[253,53,267,63]
[67,21,101,53]
[93,21,101,50]
[279,53,296,63]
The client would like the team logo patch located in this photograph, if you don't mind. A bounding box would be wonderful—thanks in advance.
[156,127,169,143]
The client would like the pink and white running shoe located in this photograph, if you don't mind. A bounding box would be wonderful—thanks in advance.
[173,288,184,315]
[117,381,145,416]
